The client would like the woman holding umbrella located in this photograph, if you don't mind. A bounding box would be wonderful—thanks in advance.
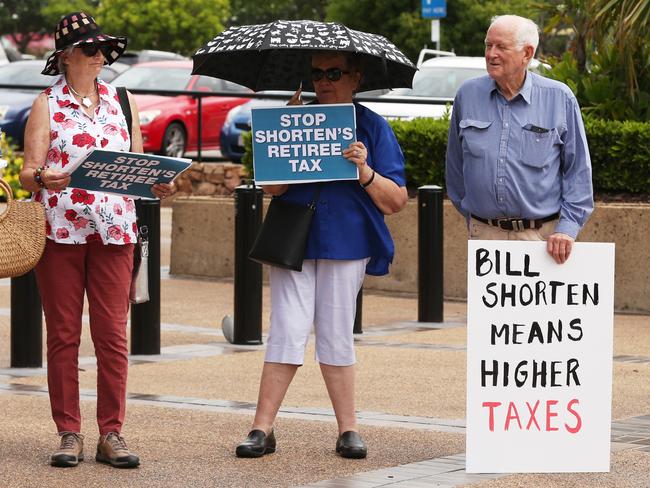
[235,50,408,459]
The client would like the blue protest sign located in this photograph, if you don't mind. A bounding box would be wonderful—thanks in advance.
[422,0,447,18]
[66,150,192,199]
[251,104,358,185]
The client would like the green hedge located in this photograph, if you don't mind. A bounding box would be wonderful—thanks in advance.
[240,116,650,194]
[388,117,650,194]
[584,119,650,193]
[389,117,450,191]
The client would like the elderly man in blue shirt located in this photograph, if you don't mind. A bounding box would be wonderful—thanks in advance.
[446,14,593,264]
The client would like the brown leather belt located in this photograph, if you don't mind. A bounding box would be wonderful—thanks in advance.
[471,213,559,231]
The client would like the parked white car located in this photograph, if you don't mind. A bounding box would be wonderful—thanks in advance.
[362,55,549,120]
[361,56,485,120]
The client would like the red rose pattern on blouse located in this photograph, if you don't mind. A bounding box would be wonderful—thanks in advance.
[38,76,137,245]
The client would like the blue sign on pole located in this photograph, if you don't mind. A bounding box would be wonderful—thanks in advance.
[422,0,447,18]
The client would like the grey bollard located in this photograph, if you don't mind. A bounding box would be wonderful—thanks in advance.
[130,199,161,355]
[418,185,444,322]
[10,270,43,367]
[222,185,263,345]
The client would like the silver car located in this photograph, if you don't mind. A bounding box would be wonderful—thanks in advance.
[362,54,548,120]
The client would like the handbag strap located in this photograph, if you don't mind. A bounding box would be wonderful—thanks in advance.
[116,86,140,233]
[271,183,323,209]
[116,86,132,150]
[0,179,13,223]
[308,184,323,210]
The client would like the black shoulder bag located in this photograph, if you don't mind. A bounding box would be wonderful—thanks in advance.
[116,86,132,148]
[248,185,322,272]
[116,86,149,303]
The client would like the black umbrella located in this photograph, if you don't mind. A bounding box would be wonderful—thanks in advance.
[192,20,416,93]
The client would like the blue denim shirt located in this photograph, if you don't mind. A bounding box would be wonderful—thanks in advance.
[445,72,593,238]
[279,102,406,276]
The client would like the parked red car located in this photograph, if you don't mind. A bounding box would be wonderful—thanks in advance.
[110,60,250,157]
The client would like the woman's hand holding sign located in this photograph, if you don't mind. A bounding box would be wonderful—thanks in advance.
[151,182,176,199]
[343,141,368,169]
[344,141,407,215]
[40,168,71,192]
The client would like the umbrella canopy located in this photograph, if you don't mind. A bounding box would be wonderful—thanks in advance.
[192,20,416,93]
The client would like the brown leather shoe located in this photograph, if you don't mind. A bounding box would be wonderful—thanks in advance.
[95,432,140,468]
[51,432,84,467]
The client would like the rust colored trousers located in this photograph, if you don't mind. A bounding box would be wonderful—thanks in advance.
[36,239,133,435]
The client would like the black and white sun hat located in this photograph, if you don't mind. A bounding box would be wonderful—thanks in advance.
[42,11,128,76]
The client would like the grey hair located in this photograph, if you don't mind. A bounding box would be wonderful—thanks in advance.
[56,46,75,74]
[490,15,539,55]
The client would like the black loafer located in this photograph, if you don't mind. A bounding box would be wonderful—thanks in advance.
[236,429,276,458]
[336,431,367,459]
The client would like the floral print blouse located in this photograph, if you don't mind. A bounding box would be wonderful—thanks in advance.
[35,76,137,245]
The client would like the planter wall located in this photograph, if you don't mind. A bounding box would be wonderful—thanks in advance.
[171,198,650,313]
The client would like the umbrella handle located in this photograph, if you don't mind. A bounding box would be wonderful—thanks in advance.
[381,56,392,90]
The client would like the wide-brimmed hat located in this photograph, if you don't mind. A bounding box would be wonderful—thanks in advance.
[42,11,127,76]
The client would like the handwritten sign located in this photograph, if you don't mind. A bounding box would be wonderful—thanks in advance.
[66,150,191,199]
[251,104,358,184]
[466,241,615,473]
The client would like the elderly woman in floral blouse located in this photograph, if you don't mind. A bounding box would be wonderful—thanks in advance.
[19,12,174,469]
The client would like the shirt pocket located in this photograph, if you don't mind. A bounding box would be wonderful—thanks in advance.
[519,126,557,168]
[459,119,493,158]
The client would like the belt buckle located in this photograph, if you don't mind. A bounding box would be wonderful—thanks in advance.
[496,218,512,230]
[496,218,525,231]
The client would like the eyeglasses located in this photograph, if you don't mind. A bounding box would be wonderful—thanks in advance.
[78,43,103,57]
[311,67,350,82]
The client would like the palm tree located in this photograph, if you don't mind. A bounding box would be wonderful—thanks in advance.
[593,0,650,98]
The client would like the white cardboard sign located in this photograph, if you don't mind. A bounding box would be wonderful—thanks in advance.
[466,241,615,473]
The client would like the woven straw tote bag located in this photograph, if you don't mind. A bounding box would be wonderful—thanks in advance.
[0,178,46,278]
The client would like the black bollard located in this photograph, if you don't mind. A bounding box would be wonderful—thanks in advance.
[418,185,444,322]
[10,270,43,367]
[130,199,161,355]
[222,185,263,345]
[196,96,203,163]
[353,287,363,334]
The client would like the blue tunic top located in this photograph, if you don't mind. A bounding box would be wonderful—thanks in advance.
[278,102,406,276]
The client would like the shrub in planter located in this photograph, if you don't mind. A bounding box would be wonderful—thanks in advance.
[1,133,30,201]
[243,113,650,195]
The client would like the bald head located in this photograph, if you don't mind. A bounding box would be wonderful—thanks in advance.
[488,15,539,56]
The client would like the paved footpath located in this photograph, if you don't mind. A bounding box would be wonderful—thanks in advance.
[0,208,647,487]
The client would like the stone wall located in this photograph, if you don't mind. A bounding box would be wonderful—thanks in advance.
[174,162,246,198]
[170,197,650,314]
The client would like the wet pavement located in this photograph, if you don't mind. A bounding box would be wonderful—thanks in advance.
[0,207,648,487]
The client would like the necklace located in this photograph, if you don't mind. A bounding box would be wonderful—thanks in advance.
[68,82,97,108]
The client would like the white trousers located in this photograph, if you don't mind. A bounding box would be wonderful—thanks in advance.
[265,259,367,366]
